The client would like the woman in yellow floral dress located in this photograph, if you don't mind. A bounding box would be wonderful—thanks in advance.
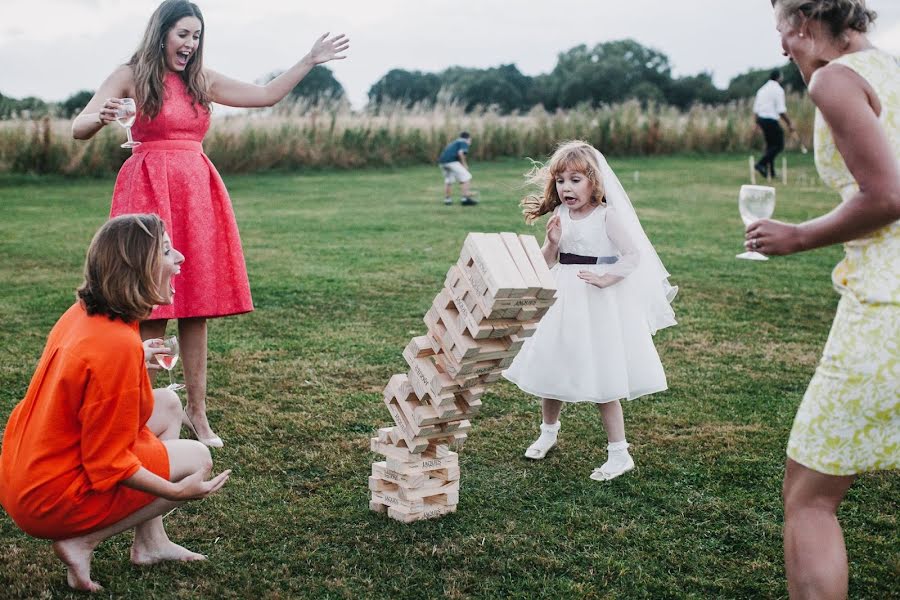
[748,1,899,598]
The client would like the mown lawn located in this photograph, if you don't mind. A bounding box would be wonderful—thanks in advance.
[0,154,895,599]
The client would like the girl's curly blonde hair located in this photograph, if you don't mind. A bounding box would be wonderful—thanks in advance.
[520,140,606,224]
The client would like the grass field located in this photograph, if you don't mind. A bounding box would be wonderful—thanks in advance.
[0,154,896,599]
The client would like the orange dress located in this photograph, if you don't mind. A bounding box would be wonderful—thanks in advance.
[0,303,169,539]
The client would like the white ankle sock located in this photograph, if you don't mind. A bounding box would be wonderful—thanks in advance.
[607,440,629,452]
[604,440,631,469]
[536,421,560,444]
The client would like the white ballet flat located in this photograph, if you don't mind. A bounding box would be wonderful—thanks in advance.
[524,423,560,460]
[524,439,557,460]
[589,456,635,481]
[182,409,224,448]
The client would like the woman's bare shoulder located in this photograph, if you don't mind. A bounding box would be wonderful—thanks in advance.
[95,64,137,97]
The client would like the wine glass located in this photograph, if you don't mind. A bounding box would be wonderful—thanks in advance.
[116,98,141,149]
[736,184,775,261]
[156,336,185,391]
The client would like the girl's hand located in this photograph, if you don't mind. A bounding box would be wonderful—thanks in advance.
[745,218,804,256]
[98,98,124,125]
[578,271,621,288]
[143,338,166,371]
[308,33,350,65]
[546,214,562,246]
[170,469,231,501]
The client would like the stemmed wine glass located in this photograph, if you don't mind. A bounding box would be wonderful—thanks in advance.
[736,184,776,261]
[116,98,141,149]
[156,336,185,391]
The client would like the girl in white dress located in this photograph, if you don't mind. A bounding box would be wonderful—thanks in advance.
[503,141,677,481]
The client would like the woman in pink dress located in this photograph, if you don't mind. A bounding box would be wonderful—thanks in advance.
[72,0,349,446]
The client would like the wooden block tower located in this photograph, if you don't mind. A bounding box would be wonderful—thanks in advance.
[369,233,557,523]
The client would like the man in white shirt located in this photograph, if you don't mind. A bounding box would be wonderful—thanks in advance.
[753,70,795,179]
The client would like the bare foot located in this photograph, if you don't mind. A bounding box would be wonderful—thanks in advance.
[131,540,207,566]
[51,538,102,592]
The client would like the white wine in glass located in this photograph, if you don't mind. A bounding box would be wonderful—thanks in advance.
[156,336,184,391]
[736,184,776,261]
[116,98,141,149]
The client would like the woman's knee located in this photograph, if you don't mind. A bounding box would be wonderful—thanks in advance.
[153,388,182,418]
[187,441,213,475]
[783,459,850,517]
[165,439,213,480]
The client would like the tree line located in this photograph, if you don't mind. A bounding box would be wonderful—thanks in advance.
[1,39,802,119]
[367,40,804,112]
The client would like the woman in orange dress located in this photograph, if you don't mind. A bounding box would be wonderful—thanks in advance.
[72,1,349,447]
[0,214,230,593]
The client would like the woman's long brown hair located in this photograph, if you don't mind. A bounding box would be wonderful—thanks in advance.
[128,0,211,120]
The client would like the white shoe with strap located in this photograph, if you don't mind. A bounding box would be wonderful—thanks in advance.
[524,422,560,460]
[589,440,633,481]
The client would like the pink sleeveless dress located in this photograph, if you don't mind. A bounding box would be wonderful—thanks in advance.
[110,72,253,320]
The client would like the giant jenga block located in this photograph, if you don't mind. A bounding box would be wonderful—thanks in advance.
[459,233,528,299]
[518,234,557,300]
[370,233,556,523]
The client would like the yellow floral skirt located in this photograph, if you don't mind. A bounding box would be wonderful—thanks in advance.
[787,294,899,476]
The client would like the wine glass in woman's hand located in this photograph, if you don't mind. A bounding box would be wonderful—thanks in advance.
[156,336,184,391]
[737,185,775,261]
[116,98,141,149]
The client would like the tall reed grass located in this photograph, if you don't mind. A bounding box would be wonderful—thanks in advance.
[0,96,813,176]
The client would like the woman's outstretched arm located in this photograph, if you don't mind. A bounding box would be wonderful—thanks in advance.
[207,33,349,108]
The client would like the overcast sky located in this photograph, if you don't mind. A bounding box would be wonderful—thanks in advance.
[2,0,899,109]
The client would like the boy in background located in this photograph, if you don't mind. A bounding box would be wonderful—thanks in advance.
[438,132,477,206]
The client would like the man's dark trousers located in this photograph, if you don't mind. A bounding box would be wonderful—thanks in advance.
[756,117,784,178]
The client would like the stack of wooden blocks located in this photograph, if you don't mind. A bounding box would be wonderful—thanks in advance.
[369,232,557,523]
